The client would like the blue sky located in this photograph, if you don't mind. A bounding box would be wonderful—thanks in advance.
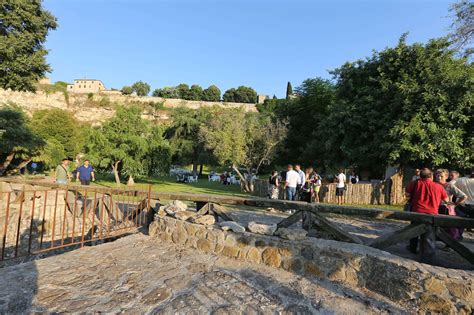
[43,0,453,97]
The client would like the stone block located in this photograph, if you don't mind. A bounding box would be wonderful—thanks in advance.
[282,258,303,273]
[278,246,293,257]
[221,246,240,258]
[300,247,313,260]
[246,247,261,264]
[261,248,281,268]
[185,223,197,237]
[304,262,324,278]
[196,239,215,253]
[171,227,187,245]
[446,282,473,301]
[423,277,447,295]
[185,237,197,249]
[275,228,307,241]
[193,215,215,226]
[224,234,238,246]
[195,227,207,239]
[418,293,455,314]
[214,243,224,254]
[247,221,277,235]
[219,221,245,233]
[174,210,197,221]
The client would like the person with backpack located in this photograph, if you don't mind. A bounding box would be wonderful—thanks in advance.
[267,170,280,199]
[54,159,71,184]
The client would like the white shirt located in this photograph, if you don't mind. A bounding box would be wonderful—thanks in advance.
[455,177,474,205]
[336,173,346,188]
[297,170,305,186]
[285,170,300,188]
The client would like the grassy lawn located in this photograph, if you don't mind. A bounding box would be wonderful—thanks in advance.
[94,175,249,198]
[93,174,403,210]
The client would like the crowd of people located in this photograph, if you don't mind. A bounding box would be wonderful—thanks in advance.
[405,167,473,263]
[268,165,360,205]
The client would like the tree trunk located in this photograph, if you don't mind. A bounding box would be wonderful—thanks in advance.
[112,161,121,186]
[232,164,252,193]
[0,152,15,176]
[192,161,198,175]
[199,163,203,177]
[6,159,31,176]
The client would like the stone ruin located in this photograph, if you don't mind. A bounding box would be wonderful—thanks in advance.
[151,199,474,314]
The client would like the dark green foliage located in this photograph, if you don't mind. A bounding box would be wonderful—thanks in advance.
[327,36,473,172]
[223,86,257,103]
[30,109,83,158]
[152,87,179,98]
[131,81,151,96]
[0,104,44,174]
[176,84,190,99]
[188,84,204,101]
[121,86,133,95]
[0,0,58,92]
[202,85,221,101]
[286,82,293,99]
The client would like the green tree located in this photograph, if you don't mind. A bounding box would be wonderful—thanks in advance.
[165,107,213,174]
[200,107,287,192]
[0,104,44,175]
[33,138,65,170]
[131,81,151,96]
[286,82,293,99]
[85,106,170,185]
[176,84,190,99]
[0,0,58,92]
[188,84,204,101]
[223,86,257,103]
[327,36,474,174]
[271,78,336,168]
[202,85,221,101]
[30,109,83,158]
[121,86,133,95]
[152,87,178,98]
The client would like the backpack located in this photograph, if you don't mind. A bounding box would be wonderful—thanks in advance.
[351,176,357,184]
[269,175,277,185]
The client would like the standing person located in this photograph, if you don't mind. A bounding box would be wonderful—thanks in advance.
[295,165,305,200]
[312,169,322,203]
[405,168,449,263]
[434,169,466,240]
[335,169,346,205]
[349,171,359,184]
[267,170,280,200]
[300,167,314,203]
[412,169,421,181]
[76,159,95,186]
[54,159,71,185]
[31,162,38,175]
[448,170,460,184]
[285,165,299,201]
[454,170,474,237]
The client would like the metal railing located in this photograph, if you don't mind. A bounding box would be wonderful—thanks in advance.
[0,185,152,262]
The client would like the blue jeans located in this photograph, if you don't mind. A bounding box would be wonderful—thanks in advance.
[286,187,296,201]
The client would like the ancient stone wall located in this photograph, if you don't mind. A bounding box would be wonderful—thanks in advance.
[0,89,257,124]
[149,215,474,313]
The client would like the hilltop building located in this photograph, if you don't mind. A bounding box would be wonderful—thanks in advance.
[257,95,269,104]
[67,79,106,94]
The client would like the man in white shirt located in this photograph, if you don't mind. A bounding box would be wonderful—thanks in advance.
[295,164,305,200]
[335,169,346,205]
[285,164,300,201]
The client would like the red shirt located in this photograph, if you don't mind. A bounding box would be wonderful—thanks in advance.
[405,178,447,215]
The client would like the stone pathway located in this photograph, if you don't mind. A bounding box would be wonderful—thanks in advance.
[0,233,408,313]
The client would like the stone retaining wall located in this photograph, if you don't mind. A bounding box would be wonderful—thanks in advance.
[149,216,474,313]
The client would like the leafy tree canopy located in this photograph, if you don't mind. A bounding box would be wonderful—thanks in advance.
[131,81,151,96]
[121,86,133,95]
[30,109,83,158]
[449,0,474,51]
[202,85,221,102]
[0,0,58,92]
[327,35,473,173]
[223,86,257,103]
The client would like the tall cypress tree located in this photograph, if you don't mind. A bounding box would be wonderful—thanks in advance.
[286,82,293,99]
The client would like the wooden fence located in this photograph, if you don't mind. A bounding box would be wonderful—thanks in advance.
[253,173,405,205]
